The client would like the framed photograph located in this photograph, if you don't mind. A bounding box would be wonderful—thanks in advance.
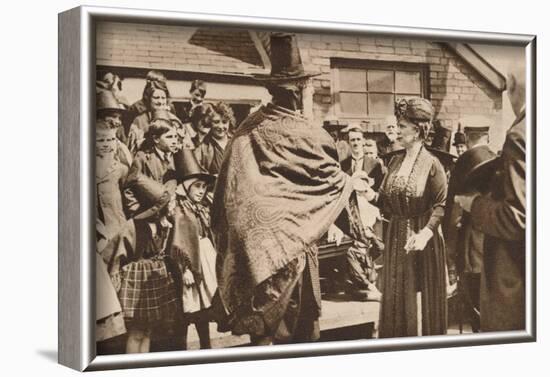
[58,5,536,371]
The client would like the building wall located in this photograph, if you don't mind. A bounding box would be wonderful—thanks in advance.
[96,22,506,151]
[295,33,505,150]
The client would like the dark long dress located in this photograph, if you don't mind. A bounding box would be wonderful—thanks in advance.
[378,146,448,338]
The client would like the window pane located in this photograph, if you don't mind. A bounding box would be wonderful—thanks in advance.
[368,93,394,115]
[340,92,367,115]
[395,94,421,104]
[395,71,421,93]
[339,69,367,91]
[368,70,393,92]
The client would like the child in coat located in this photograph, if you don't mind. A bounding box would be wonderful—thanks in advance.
[170,149,217,349]
[117,176,179,353]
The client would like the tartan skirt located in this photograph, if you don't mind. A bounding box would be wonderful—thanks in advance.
[118,256,179,328]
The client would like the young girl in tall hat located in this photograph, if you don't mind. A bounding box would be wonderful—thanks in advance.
[170,149,217,349]
[118,176,179,353]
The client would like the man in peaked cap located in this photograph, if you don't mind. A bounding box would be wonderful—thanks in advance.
[444,118,496,333]
[211,33,372,345]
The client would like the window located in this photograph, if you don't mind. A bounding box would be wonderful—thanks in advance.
[332,59,429,124]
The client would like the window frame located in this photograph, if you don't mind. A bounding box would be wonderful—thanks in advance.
[331,58,431,128]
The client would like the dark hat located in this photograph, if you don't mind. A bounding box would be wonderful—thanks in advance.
[426,147,457,170]
[322,119,348,131]
[174,149,215,185]
[253,33,321,83]
[431,120,453,153]
[464,126,490,133]
[395,97,434,122]
[460,149,499,194]
[152,109,183,128]
[132,176,177,220]
[453,123,466,146]
[96,90,127,113]
[96,118,115,131]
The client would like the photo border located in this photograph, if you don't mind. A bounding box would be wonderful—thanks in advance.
[58,5,536,371]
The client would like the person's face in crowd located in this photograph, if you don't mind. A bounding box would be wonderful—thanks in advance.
[187,180,208,203]
[154,127,178,154]
[211,113,229,140]
[385,123,397,142]
[102,110,123,129]
[424,132,435,147]
[456,143,467,156]
[348,131,365,155]
[364,144,378,159]
[396,118,421,149]
[96,128,117,157]
[191,88,205,104]
[198,118,211,136]
[150,89,167,111]
[328,130,339,143]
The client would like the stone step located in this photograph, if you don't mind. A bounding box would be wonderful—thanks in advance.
[186,294,380,349]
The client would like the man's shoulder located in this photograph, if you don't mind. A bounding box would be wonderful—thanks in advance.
[507,116,526,142]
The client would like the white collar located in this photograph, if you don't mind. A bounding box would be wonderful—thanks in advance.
[154,146,170,162]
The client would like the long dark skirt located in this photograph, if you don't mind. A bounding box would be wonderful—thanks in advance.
[379,214,447,338]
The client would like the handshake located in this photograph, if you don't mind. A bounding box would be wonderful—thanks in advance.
[351,170,376,202]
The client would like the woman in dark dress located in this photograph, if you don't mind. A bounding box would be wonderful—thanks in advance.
[377,98,448,338]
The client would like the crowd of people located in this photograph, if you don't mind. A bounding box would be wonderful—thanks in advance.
[95,32,526,353]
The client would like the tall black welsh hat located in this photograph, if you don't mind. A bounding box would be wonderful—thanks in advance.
[254,33,321,83]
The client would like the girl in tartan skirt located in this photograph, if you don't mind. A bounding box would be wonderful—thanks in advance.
[118,175,179,354]
[170,149,218,349]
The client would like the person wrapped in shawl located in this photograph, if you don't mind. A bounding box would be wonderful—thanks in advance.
[211,33,372,345]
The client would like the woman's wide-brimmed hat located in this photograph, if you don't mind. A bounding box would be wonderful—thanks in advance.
[253,33,321,83]
[174,148,216,185]
[96,90,127,114]
[132,176,177,220]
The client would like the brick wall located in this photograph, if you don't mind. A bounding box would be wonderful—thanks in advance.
[96,22,265,74]
[295,33,503,135]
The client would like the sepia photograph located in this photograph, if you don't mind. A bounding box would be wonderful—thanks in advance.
[92,18,530,357]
